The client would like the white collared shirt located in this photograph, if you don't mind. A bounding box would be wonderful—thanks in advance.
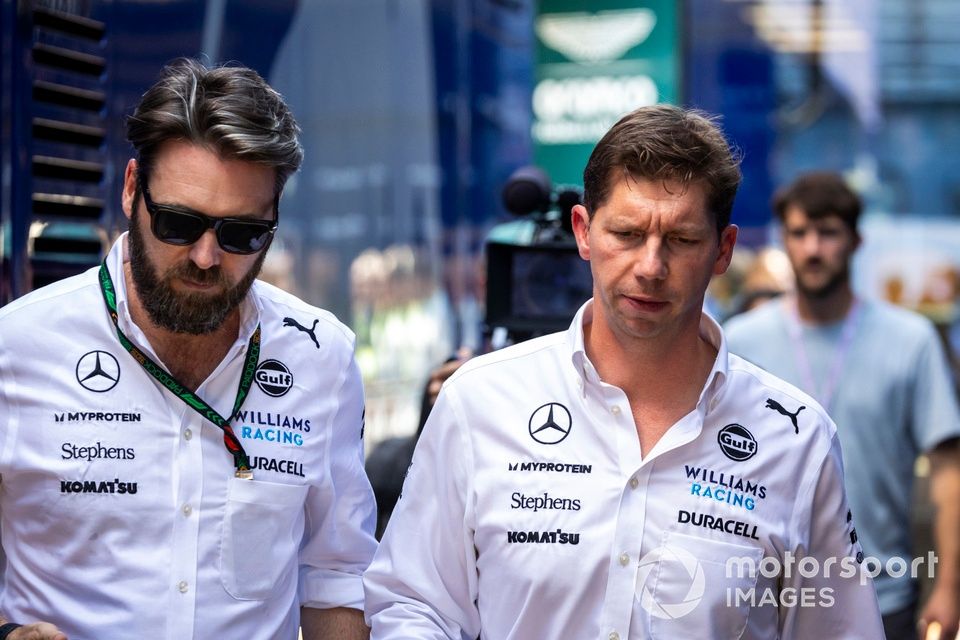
[0,235,377,640]
[364,301,883,639]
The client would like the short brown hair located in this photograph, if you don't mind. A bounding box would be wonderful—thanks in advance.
[127,58,303,196]
[772,172,861,233]
[582,104,742,234]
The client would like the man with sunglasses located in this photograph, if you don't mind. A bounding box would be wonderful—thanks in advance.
[0,59,376,640]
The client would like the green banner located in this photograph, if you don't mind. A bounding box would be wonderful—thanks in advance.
[533,0,679,187]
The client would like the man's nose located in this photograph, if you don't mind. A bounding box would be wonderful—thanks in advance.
[188,229,222,270]
[633,238,668,280]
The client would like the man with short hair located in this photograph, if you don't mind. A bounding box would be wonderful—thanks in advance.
[725,171,960,640]
[364,106,883,638]
[0,59,376,640]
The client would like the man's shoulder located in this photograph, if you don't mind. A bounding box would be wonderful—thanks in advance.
[447,331,567,386]
[252,280,355,346]
[863,298,935,337]
[0,267,98,324]
[724,298,784,338]
[725,352,836,438]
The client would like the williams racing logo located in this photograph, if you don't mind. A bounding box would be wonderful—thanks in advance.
[254,360,294,397]
[528,402,572,445]
[75,350,120,393]
[718,424,757,461]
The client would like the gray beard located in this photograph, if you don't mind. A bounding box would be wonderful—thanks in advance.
[128,212,265,335]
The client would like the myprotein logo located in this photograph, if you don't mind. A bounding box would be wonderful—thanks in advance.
[54,411,142,423]
[718,424,757,461]
[254,360,293,397]
[75,350,120,392]
[507,461,592,474]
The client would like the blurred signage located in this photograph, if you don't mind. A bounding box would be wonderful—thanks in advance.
[533,0,679,186]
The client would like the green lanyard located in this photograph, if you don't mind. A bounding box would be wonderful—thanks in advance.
[98,262,257,479]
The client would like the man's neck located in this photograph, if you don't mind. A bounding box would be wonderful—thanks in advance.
[795,282,855,325]
[123,263,240,390]
[584,309,716,456]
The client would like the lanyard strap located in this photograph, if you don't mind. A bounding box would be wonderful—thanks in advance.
[98,262,256,478]
[785,296,861,412]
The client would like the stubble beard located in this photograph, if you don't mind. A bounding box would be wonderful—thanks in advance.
[795,261,850,301]
[128,209,266,335]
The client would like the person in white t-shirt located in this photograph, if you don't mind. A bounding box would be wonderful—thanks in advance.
[0,59,376,640]
[363,105,884,639]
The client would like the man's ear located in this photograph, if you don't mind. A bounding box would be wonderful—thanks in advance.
[571,204,591,261]
[121,159,139,221]
[713,224,739,276]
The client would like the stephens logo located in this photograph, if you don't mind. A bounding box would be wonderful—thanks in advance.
[528,402,572,445]
[61,441,135,461]
[254,360,293,397]
[718,424,757,461]
[75,350,120,393]
[511,491,581,512]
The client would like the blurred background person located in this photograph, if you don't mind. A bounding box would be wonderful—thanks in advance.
[725,172,960,640]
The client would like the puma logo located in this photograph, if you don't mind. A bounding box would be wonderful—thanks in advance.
[283,317,320,349]
[765,398,804,434]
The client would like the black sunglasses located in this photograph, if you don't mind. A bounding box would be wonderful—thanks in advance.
[137,172,278,255]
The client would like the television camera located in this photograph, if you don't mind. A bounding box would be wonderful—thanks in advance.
[484,166,593,348]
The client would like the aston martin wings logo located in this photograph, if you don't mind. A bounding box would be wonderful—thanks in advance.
[536,9,657,64]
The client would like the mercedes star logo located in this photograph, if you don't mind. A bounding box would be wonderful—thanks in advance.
[76,350,120,393]
[528,402,572,445]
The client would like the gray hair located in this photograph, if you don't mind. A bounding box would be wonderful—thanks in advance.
[582,104,742,234]
[126,58,303,195]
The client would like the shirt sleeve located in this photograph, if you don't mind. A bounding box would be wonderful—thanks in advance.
[780,433,885,639]
[910,321,960,453]
[363,384,480,639]
[298,347,378,610]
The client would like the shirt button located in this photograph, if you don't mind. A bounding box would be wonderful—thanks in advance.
[184,429,193,441]
[182,504,192,517]
[609,632,620,640]
[611,406,621,416]
[178,581,189,593]
[629,476,639,489]
[619,553,630,566]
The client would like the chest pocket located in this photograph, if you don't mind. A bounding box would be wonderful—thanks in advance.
[637,531,764,640]
[220,477,309,600]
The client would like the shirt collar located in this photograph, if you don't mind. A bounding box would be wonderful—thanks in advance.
[566,298,730,409]
[105,233,261,347]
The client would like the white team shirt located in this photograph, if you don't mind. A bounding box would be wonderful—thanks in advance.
[0,235,377,640]
[364,301,884,639]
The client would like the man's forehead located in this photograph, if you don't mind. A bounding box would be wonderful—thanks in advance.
[783,206,846,228]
